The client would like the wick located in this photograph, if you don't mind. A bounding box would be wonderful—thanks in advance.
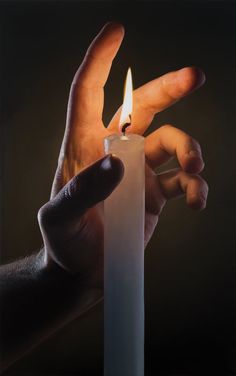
[121,115,132,136]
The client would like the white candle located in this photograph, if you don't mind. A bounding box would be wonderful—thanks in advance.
[104,69,145,376]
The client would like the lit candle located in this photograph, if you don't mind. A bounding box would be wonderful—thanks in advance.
[104,69,145,376]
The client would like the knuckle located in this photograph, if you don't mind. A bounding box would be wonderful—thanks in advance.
[190,174,203,184]
[37,202,56,229]
[37,204,49,227]
[176,169,188,180]
[160,124,174,132]
[194,174,206,186]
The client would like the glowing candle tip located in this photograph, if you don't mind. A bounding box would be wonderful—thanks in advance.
[119,68,133,134]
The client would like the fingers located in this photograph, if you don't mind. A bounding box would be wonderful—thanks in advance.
[108,67,205,134]
[145,124,204,174]
[67,22,124,129]
[38,155,124,229]
[158,168,209,210]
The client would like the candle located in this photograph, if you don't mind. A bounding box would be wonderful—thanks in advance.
[104,69,145,376]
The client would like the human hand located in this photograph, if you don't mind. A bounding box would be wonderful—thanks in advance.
[38,23,208,287]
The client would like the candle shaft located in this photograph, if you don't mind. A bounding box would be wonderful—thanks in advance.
[104,134,145,376]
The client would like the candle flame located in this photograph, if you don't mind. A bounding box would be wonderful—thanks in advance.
[119,68,133,134]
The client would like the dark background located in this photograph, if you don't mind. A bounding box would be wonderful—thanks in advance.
[1,1,236,375]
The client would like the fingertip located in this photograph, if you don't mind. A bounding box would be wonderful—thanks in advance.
[182,148,205,174]
[187,195,207,211]
[178,66,206,93]
[65,155,125,207]
[99,21,125,43]
[87,21,125,62]
[100,154,124,182]
[183,154,205,174]
[100,153,124,171]
[187,189,207,210]
[102,21,125,36]
[110,154,125,177]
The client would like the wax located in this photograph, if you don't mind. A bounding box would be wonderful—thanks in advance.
[104,133,145,376]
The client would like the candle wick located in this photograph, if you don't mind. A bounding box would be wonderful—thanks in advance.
[121,114,132,136]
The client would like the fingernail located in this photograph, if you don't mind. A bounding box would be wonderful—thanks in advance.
[100,154,113,171]
[189,192,206,210]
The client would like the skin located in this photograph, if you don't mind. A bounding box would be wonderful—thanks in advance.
[0,22,208,370]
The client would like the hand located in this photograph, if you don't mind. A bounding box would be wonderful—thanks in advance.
[38,23,208,288]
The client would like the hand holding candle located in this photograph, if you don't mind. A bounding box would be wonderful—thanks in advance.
[44,19,208,327]
[2,21,209,372]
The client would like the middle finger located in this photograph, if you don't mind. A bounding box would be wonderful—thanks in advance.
[108,67,205,134]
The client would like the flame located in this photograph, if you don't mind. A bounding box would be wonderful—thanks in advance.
[119,68,133,133]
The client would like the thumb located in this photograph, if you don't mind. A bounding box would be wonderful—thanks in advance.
[38,154,124,229]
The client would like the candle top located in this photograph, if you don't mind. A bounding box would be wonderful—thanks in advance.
[104,133,144,154]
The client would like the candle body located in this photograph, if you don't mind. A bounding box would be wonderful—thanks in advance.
[104,134,145,376]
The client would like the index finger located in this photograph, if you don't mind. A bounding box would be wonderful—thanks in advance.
[67,22,124,130]
[108,67,206,134]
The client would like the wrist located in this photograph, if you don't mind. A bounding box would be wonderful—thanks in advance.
[39,247,103,307]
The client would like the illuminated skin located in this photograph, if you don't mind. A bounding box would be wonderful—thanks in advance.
[1,22,208,369]
[40,22,208,279]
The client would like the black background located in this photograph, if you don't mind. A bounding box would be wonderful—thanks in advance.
[1,1,236,375]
